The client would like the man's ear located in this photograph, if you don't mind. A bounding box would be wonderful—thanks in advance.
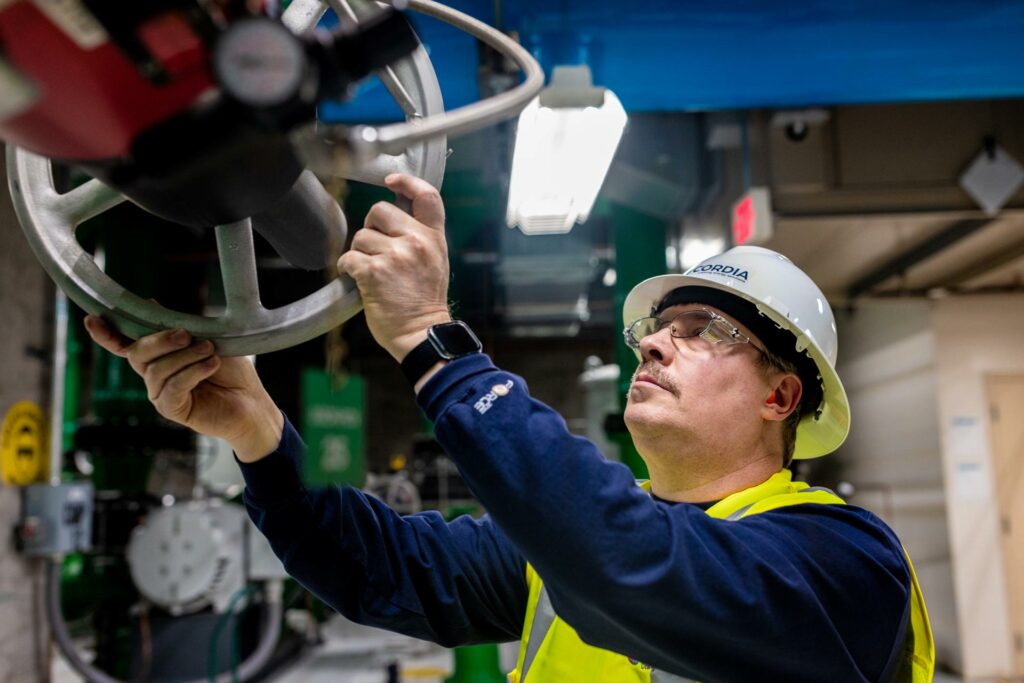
[761,373,803,423]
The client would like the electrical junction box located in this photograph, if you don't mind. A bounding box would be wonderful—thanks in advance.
[18,482,94,556]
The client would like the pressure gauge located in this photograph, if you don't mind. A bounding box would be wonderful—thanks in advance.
[213,18,308,107]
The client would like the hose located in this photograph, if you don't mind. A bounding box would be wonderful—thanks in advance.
[207,586,257,683]
[47,560,283,683]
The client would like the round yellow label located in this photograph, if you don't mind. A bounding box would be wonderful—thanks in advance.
[0,401,49,486]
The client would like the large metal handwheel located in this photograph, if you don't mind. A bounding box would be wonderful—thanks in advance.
[7,0,542,356]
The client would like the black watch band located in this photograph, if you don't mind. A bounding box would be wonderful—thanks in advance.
[400,321,482,386]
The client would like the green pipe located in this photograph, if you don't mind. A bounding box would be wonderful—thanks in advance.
[610,203,668,479]
[445,644,506,683]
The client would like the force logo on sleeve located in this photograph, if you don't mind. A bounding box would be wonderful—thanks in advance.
[1,401,49,486]
[474,380,514,415]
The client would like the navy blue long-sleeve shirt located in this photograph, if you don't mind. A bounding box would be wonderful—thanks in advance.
[240,354,912,682]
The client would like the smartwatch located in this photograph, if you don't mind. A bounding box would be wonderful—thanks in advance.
[400,320,482,386]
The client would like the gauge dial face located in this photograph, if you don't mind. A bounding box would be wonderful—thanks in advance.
[214,18,307,107]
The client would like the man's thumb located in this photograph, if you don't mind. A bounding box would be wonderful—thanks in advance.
[385,174,445,230]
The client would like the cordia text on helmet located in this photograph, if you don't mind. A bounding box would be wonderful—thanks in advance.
[689,263,749,281]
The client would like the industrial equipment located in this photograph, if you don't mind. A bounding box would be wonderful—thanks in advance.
[0,1,542,680]
[3,0,542,356]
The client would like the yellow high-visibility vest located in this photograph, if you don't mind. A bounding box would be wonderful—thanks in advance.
[508,470,934,682]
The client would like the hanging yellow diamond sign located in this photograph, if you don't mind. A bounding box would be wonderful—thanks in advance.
[1,401,49,486]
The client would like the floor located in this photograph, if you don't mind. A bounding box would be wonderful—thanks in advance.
[270,617,456,683]
[52,617,968,683]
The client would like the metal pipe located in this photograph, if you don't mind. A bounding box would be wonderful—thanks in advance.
[846,218,993,300]
[47,560,120,683]
[696,114,724,218]
[49,291,68,486]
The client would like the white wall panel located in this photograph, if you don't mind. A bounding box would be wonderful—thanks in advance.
[933,294,1024,679]
[834,300,960,670]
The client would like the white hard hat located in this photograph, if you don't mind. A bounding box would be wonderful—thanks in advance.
[622,245,849,459]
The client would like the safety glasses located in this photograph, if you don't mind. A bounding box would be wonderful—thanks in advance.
[623,309,768,356]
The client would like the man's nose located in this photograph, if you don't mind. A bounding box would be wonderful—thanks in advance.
[638,328,675,365]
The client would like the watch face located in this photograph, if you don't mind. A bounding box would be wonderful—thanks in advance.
[428,322,482,359]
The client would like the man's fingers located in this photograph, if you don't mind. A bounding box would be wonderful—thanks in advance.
[364,201,414,238]
[123,328,194,375]
[350,225,392,255]
[83,316,210,412]
[144,341,217,402]
[153,356,221,420]
[83,315,130,358]
[384,174,445,230]
[337,250,372,280]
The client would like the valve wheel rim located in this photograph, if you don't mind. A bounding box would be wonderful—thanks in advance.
[7,0,447,357]
[8,0,544,356]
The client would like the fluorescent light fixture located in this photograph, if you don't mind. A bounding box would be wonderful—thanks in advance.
[506,65,627,235]
[679,236,725,270]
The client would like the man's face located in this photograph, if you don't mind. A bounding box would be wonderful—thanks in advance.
[623,303,772,456]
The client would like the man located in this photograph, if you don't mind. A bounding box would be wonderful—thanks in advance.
[85,174,933,682]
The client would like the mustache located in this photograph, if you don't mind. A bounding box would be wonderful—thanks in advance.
[632,363,679,395]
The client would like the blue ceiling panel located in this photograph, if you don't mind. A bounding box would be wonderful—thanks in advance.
[508,0,1024,110]
[322,0,1024,119]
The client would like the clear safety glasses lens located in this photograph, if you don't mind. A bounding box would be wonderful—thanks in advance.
[625,310,720,349]
[624,310,768,359]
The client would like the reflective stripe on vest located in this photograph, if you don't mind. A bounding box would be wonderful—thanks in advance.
[518,588,555,682]
[509,470,935,683]
[518,584,695,683]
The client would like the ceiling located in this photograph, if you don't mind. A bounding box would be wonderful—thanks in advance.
[325,6,1024,328]
[326,0,1024,120]
[766,211,1024,304]
[418,101,1024,333]
[757,100,1024,305]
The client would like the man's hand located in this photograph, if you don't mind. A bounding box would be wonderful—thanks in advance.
[337,174,452,361]
[83,316,284,462]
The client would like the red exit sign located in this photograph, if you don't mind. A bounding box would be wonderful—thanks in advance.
[731,188,773,245]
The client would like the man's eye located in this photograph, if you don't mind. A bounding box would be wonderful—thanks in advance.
[672,321,705,337]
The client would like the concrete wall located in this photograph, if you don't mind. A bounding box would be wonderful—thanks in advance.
[0,158,55,681]
[933,294,1024,679]
[833,300,960,670]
